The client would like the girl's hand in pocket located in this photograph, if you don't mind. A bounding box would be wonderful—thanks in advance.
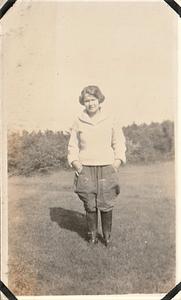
[72,160,83,174]
[112,159,121,171]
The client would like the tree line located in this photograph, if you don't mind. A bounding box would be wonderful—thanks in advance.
[8,120,174,176]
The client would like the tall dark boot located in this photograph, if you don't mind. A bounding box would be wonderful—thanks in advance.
[101,210,112,247]
[86,210,98,244]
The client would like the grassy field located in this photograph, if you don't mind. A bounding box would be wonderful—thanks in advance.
[8,161,175,296]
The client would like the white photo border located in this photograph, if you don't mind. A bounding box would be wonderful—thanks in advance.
[0,0,180,299]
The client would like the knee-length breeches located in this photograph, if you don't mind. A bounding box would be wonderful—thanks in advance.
[74,165,120,212]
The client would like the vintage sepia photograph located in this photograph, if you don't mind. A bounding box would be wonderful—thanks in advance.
[1,0,179,297]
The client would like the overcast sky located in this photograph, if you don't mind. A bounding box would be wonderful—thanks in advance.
[1,0,178,131]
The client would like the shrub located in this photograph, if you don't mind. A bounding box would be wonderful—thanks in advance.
[8,121,174,176]
[123,120,174,163]
[8,130,70,176]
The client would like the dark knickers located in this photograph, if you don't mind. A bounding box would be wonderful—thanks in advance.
[74,165,120,212]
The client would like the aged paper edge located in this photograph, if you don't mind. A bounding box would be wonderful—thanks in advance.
[0,1,180,299]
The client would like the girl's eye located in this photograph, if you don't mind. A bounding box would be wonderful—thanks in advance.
[84,98,96,103]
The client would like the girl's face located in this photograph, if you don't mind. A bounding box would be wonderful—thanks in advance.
[83,93,100,115]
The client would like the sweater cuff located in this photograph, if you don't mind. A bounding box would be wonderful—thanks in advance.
[67,155,79,167]
[114,155,126,164]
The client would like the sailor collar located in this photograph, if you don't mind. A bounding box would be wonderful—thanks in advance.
[78,109,109,125]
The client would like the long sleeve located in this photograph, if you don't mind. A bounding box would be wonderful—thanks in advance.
[111,119,126,163]
[67,121,80,166]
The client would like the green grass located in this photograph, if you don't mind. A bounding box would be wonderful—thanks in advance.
[8,161,175,295]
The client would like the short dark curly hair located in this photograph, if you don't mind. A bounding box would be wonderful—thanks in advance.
[79,85,105,105]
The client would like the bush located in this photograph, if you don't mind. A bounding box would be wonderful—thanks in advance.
[8,130,70,176]
[8,121,174,176]
[123,120,174,163]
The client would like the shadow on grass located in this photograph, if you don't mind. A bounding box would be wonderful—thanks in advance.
[49,207,88,240]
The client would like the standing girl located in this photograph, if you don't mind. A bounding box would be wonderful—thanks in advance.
[68,85,126,246]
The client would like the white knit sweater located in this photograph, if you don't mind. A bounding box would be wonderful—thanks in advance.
[67,109,126,166]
